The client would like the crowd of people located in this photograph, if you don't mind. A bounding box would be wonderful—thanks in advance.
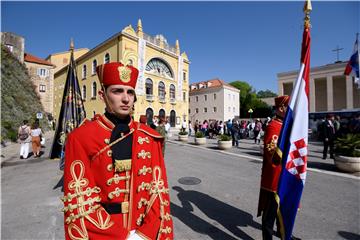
[188,118,272,146]
[186,113,360,153]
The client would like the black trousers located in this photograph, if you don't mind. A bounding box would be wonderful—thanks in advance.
[323,139,334,158]
[262,194,280,240]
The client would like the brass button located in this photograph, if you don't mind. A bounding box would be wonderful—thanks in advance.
[107,150,112,157]
[107,164,113,171]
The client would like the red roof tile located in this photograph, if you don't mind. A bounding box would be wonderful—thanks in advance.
[190,78,239,92]
[24,53,54,67]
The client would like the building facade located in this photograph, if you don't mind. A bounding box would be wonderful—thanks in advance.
[46,48,89,73]
[278,61,360,112]
[53,20,190,128]
[189,79,240,123]
[1,32,25,63]
[24,53,55,115]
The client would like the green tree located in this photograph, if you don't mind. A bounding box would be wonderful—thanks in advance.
[257,89,277,98]
[230,81,254,117]
[230,81,272,118]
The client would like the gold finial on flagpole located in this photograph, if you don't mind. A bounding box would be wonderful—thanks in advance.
[70,38,74,52]
[303,0,312,29]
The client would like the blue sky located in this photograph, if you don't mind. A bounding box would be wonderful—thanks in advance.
[1,1,359,93]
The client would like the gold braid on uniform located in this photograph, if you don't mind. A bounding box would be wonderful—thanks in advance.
[144,166,172,238]
[62,160,114,240]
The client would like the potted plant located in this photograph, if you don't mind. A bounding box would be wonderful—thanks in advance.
[333,134,360,173]
[195,131,206,145]
[218,134,232,150]
[178,129,189,142]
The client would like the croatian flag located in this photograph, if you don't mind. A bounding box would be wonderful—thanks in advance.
[275,10,311,240]
[344,34,360,88]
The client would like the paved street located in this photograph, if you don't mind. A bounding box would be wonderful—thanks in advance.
[1,131,359,240]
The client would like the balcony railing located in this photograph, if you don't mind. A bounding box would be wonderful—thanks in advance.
[159,96,166,103]
[146,94,155,102]
[169,98,176,104]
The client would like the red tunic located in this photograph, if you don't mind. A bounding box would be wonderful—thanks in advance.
[257,118,283,216]
[62,114,173,240]
[260,118,283,192]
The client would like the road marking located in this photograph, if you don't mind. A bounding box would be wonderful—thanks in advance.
[168,140,360,180]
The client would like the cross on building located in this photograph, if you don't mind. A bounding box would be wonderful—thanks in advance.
[332,45,344,62]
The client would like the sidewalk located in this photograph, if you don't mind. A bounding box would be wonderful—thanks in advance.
[1,130,55,166]
[167,133,360,178]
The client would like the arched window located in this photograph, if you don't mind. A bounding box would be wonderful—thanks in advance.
[158,82,165,100]
[92,59,97,75]
[145,58,173,78]
[170,84,176,100]
[145,78,153,95]
[146,108,154,125]
[82,85,86,100]
[92,82,97,99]
[159,109,166,119]
[104,53,110,64]
[82,65,87,79]
[170,110,176,127]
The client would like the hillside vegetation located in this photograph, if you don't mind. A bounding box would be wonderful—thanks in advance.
[1,45,48,141]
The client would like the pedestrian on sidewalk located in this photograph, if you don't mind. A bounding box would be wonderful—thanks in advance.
[257,95,300,240]
[17,120,31,159]
[188,120,193,136]
[254,119,262,144]
[30,121,43,158]
[156,117,167,156]
[181,119,187,133]
[165,117,171,137]
[231,119,240,147]
[62,61,173,240]
[322,114,336,159]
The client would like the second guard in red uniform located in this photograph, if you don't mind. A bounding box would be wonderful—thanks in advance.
[257,95,290,240]
[62,61,173,240]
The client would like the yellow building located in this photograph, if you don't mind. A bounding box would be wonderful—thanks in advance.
[46,48,89,73]
[53,20,190,128]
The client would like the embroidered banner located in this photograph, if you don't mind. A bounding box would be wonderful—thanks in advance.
[137,38,146,95]
[177,55,183,101]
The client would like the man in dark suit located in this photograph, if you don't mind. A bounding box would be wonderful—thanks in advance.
[322,114,336,159]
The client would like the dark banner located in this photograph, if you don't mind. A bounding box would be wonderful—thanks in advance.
[50,49,86,166]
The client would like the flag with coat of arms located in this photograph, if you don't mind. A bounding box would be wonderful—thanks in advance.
[275,1,311,239]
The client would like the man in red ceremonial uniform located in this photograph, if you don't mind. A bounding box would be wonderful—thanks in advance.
[62,62,173,240]
[257,95,290,240]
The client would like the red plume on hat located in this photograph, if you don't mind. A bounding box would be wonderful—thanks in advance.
[96,62,139,88]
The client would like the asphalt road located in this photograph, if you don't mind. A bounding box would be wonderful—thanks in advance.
[1,134,359,240]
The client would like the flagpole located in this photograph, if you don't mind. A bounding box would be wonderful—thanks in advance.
[303,0,312,29]
[357,33,360,89]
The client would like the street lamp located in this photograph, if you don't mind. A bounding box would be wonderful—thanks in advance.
[248,108,253,120]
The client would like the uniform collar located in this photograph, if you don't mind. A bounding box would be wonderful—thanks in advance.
[99,112,135,131]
